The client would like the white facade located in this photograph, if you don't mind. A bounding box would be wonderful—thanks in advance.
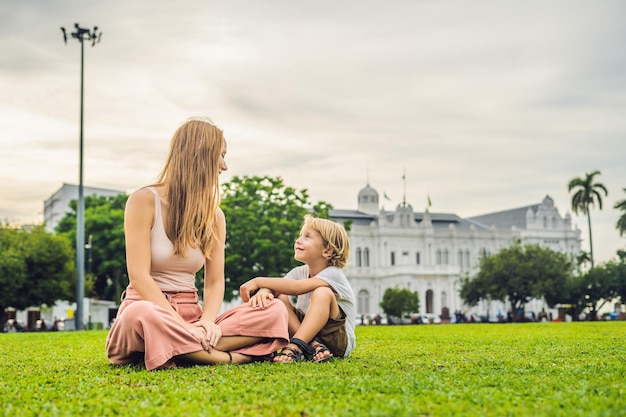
[330,184,581,319]
[43,183,124,233]
[7,298,117,331]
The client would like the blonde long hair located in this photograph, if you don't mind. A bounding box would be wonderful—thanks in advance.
[156,117,225,258]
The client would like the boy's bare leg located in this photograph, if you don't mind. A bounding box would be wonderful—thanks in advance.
[275,287,337,362]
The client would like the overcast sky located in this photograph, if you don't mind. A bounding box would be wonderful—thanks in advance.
[1,0,624,263]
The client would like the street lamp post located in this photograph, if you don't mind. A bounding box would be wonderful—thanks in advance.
[60,23,102,331]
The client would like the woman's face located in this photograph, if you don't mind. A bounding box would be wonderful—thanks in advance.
[219,141,228,174]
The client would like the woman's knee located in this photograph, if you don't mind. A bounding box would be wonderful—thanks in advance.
[267,297,289,317]
[117,300,158,323]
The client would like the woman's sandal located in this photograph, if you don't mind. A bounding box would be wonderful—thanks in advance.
[250,351,277,363]
[226,351,276,364]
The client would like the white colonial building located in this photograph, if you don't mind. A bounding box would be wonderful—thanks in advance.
[44,183,125,233]
[330,184,581,320]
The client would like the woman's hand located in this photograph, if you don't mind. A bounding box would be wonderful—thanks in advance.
[190,321,222,351]
[248,289,275,309]
[240,279,259,302]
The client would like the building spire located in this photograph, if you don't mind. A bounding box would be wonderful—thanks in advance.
[402,168,407,206]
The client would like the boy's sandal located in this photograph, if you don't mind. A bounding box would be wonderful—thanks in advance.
[290,337,315,360]
[274,338,315,363]
[273,345,304,363]
[310,340,334,363]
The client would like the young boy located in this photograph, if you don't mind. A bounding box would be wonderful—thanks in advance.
[239,215,356,362]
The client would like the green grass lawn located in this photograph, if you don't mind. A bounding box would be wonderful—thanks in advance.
[1,321,625,417]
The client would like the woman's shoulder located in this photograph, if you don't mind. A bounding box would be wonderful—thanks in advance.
[126,187,159,211]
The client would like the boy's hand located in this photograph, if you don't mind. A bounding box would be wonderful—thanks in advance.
[240,279,259,302]
[249,289,275,309]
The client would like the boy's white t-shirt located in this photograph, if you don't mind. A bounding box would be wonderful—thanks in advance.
[284,265,356,357]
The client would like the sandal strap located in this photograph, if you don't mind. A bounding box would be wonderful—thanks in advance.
[290,337,315,360]
[313,343,330,355]
[275,346,302,362]
[310,339,334,363]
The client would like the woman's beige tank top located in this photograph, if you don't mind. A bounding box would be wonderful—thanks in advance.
[147,187,204,291]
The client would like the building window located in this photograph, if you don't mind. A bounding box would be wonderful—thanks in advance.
[441,291,447,309]
[543,216,548,228]
[356,248,362,267]
[426,289,434,314]
[443,249,449,265]
[357,289,370,315]
[416,252,421,265]
[364,248,370,267]
[464,250,470,267]
[390,252,396,266]
[436,249,442,265]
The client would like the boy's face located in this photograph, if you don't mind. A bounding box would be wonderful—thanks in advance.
[294,226,330,264]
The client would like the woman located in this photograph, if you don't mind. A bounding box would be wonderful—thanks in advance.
[106,117,288,370]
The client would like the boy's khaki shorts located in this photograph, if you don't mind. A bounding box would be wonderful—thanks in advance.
[293,306,348,358]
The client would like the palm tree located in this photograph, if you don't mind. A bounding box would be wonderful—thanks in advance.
[575,250,591,273]
[568,170,608,268]
[614,188,626,237]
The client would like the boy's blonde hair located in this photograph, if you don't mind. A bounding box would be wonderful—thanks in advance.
[302,214,350,268]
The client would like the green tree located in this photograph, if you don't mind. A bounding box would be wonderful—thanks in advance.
[568,170,608,268]
[460,244,574,321]
[0,225,74,326]
[569,261,621,321]
[0,225,27,325]
[220,175,333,300]
[379,288,420,318]
[614,188,626,238]
[615,250,626,309]
[56,194,128,301]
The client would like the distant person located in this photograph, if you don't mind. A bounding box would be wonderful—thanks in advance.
[106,117,289,371]
[4,319,14,333]
[240,215,356,363]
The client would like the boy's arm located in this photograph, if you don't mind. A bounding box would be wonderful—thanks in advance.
[240,277,330,302]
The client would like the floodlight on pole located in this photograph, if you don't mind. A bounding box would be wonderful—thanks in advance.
[60,23,102,331]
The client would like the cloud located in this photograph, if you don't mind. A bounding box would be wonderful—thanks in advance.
[0,0,625,261]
